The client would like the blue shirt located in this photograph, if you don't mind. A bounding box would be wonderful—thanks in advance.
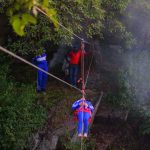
[72,99,94,113]
[32,53,47,65]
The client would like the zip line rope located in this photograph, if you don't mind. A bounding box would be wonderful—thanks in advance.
[80,42,95,149]
[81,41,85,98]
[80,41,85,150]
[85,55,93,88]
[0,46,82,93]
[35,6,90,45]
[84,43,94,88]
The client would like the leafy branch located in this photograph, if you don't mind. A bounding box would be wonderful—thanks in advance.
[6,0,58,36]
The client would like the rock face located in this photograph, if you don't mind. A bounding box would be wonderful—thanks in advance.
[38,136,58,150]
[29,121,76,150]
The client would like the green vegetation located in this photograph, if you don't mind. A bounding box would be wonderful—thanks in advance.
[0,58,47,150]
[140,110,150,135]
[0,0,134,55]
[0,0,150,150]
[131,104,150,136]
[105,70,134,109]
[58,132,96,150]
[0,0,57,36]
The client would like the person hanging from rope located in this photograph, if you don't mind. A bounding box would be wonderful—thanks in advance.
[72,96,94,138]
[32,48,48,92]
[68,41,86,87]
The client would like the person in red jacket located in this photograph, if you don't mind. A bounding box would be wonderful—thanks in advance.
[68,42,85,86]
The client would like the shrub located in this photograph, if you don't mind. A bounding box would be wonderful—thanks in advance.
[0,62,47,150]
[105,70,134,109]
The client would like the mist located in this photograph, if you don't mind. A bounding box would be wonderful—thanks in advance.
[48,0,150,107]
[49,45,67,69]
[124,0,150,108]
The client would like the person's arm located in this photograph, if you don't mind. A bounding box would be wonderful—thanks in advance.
[86,101,94,112]
[80,40,85,51]
[65,54,70,63]
[80,41,92,55]
[32,56,37,65]
[42,53,47,58]
[72,100,80,110]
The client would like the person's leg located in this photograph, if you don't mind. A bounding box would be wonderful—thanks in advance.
[77,111,84,136]
[37,67,43,92]
[64,68,69,81]
[72,65,76,86]
[41,64,48,91]
[74,65,78,86]
[83,112,91,137]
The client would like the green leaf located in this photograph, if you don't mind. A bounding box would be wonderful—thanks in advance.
[7,8,13,16]
[22,13,37,25]
[26,0,34,10]
[41,6,58,27]
[11,17,25,36]
[14,2,20,11]
[43,0,49,7]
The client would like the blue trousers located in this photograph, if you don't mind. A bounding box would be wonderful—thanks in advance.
[69,64,78,86]
[77,111,91,134]
[37,63,48,91]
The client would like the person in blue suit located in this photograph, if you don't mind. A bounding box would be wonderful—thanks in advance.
[32,49,48,92]
[72,97,94,137]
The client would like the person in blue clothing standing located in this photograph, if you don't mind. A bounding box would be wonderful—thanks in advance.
[72,97,94,137]
[32,49,48,92]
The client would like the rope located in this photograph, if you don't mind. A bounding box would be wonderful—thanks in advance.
[79,42,94,149]
[0,46,82,93]
[80,40,85,150]
[34,6,90,45]
[81,40,85,97]
[85,55,93,88]
[84,43,94,88]
[81,106,83,150]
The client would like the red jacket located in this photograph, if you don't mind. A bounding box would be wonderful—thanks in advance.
[69,50,82,65]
